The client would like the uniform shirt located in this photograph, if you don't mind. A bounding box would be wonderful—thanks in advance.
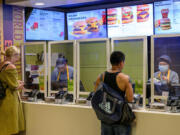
[154,70,179,84]
[51,65,73,83]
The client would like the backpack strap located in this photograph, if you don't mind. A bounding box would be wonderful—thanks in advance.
[0,64,9,89]
[0,64,9,73]
[99,72,106,82]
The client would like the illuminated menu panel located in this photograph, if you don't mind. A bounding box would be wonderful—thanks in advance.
[26,9,65,40]
[108,4,153,37]
[67,9,107,40]
[154,0,180,34]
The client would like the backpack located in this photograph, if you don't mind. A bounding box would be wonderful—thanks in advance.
[0,64,9,99]
[91,82,125,124]
[91,73,135,125]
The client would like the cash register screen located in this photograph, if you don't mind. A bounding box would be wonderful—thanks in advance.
[170,84,180,96]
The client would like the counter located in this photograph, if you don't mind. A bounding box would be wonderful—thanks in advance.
[23,102,180,135]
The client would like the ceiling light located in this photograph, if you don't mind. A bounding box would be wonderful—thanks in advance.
[34,2,45,6]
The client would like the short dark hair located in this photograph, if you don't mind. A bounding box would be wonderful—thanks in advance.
[58,53,68,63]
[110,51,125,66]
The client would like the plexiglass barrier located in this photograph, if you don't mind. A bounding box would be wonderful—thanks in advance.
[48,41,76,102]
[21,42,47,97]
[111,37,147,108]
[77,39,110,99]
[21,38,149,107]
[151,35,180,102]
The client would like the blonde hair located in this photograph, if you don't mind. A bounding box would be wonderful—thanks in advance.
[1,46,20,58]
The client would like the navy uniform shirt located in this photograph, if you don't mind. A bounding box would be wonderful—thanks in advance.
[154,70,179,84]
[51,65,73,83]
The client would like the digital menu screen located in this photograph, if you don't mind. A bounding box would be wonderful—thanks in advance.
[67,9,107,40]
[26,9,65,40]
[108,4,153,37]
[154,0,180,34]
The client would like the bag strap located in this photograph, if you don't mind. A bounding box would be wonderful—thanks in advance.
[100,72,106,82]
[0,64,9,88]
[0,64,9,73]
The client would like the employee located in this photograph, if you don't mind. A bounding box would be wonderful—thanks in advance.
[154,55,179,84]
[51,56,73,90]
[153,55,179,95]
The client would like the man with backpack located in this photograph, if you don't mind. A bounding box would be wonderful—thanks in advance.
[94,51,134,135]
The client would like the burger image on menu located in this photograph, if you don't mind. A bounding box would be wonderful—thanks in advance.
[107,8,117,25]
[160,18,171,30]
[137,4,149,22]
[160,8,171,30]
[155,8,171,30]
[73,21,87,34]
[86,17,100,32]
[31,22,38,30]
[122,7,133,24]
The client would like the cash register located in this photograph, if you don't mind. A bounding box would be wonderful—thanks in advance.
[166,84,180,113]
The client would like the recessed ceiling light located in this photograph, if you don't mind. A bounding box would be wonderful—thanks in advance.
[34,2,45,6]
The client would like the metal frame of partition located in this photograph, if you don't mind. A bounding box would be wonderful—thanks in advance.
[48,40,77,102]
[151,34,180,102]
[21,42,47,97]
[111,36,148,108]
[76,38,110,99]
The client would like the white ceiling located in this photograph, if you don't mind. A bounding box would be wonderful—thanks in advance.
[5,0,102,8]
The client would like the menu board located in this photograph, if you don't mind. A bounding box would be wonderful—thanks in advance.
[108,4,153,37]
[154,0,180,34]
[26,9,65,40]
[67,9,107,40]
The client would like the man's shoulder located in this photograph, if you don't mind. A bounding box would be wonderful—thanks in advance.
[68,65,73,71]
[68,66,73,74]
[170,70,178,76]
[117,73,129,81]
[53,67,58,72]
[117,72,128,77]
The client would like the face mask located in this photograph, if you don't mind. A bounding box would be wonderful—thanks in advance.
[159,65,169,73]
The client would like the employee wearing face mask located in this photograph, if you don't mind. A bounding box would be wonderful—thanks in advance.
[154,55,179,84]
[153,55,179,95]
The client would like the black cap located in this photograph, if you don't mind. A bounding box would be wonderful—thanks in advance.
[56,58,67,68]
[159,55,172,65]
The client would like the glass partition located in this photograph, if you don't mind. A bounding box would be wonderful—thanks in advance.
[111,37,147,108]
[48,41,76,102]
[151,35,180,102]
[77,39,110,100]
[22,42,47,97]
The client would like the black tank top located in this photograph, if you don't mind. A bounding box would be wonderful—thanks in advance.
[104,71,125,98]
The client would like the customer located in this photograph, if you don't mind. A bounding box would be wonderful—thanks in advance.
[0,46,25,135]
[94,51,133,135]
